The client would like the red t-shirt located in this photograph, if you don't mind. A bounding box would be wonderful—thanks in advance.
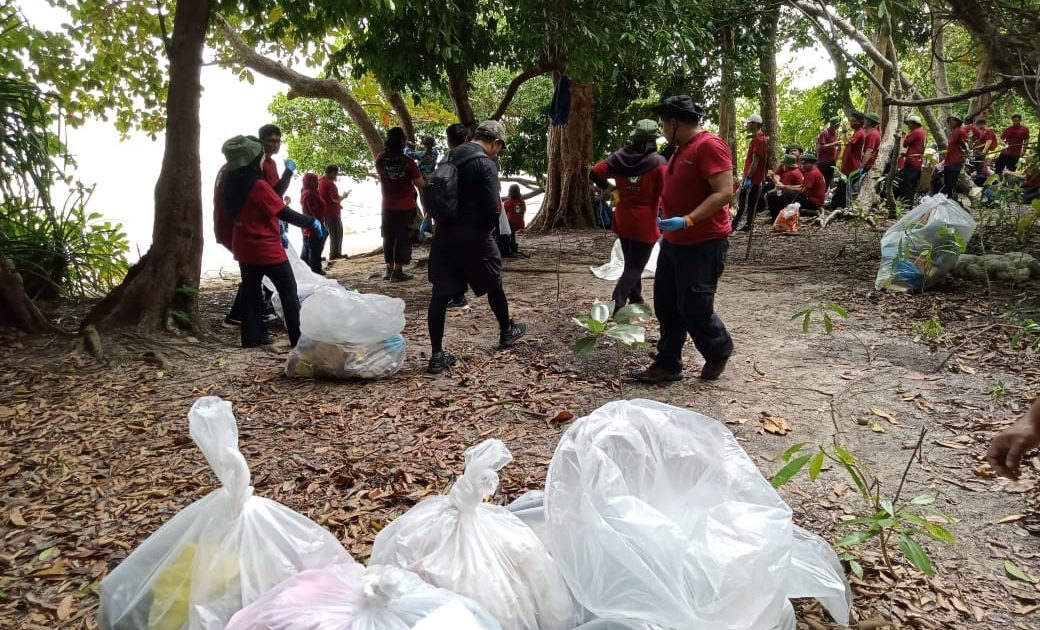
[232,179,288,266]
[591,160,664,244]
[660,131,733,245]
[262,157,280,189]
[1001,125,1030,157]
[945,126,971,166]
[976,128,997,153]
[840,128,866,175]
[743,131,769,184]
[817,128,840,163]
[376,151,421,211]
[212,165,233,251]
[780,168,804,186]
[503,198,527,232]
[800,167,826,207]
[863,128,882,169]
[318,175,342,217]
[898,128,926,170]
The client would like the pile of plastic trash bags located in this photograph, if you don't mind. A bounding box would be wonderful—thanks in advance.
[98,397,852,630]
[875,194,976,292]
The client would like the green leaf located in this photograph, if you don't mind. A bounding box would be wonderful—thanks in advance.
[571,316,591,330]
[802,312,811,333]
[910,494,936,506]
[590,300,613,324]
[923,522,955,545]
[899,533,933,576]
[808,450,825,480]
[1004,560,1035,583]
[838,527,881,547]
[849,559,864,579]
[588,319,606,333]
[790,308,811,321]
[771,454,812,488]
[880,499,895,516]
[827,303,849,318]
[614,302,652,325]
[572,336,597,356]
[823,313,834,333]
[37,546,59,561]
[781,442,807,462]
[603,324,646,346]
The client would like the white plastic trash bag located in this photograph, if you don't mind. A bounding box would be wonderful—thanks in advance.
[226,563,501,630]
[266,245,341,319]
[98,397,355,630]
[875,194,976,292]
[371,439,578,630]
[545,399,852,629]
[506,490,549,544]
[286,334,406,380]
[590,239,659,281]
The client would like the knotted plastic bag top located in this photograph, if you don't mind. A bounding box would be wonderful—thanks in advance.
[189,396,253,508]
[448,439,513,511]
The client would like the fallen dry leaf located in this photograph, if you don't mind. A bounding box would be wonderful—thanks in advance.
[9,505,26,527]
[994,514,1025,524]
[549,410,574,423]
[56,595,74,621]
[869,407,900,425]
[760,415,791,436]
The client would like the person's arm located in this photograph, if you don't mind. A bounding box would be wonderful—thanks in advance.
[274,169,292,196]
[276,206,315,229]
[412,176,425,190]
[987,399,1040,479]
[477,160,502,226]
[683,170,733,226]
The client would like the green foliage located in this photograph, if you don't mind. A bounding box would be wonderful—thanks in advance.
[792,302,848,334]
[773,441,955,578]
[911,316,944,342]
[572,300,652,398]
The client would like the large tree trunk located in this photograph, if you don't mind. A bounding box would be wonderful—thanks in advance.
[384,89,416,141]
[447,67,476,128]
[966,56,994,118]
[930,9,954,123]
[0,257,58,333]
[718,27,738,169]
[83,0,210,332]
[528,78,595,231]
[759,13,779,170]
[865,26,893,126]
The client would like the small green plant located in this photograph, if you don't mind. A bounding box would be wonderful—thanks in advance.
[792,302,848,334]
[911,316,944,342]
[1002,298,1040,350]
[989,379,1007,399]
[572,300,652,398]
[772,430,954,579]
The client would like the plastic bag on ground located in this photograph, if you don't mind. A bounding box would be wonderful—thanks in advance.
[266,245,341,319]
[772,202,800,233]
[371,439,578,630]
[286,334,406,380]
[98,397,355,630]
[590,239,659,281]
[875,194,976,292]
[226,563,501,630]
[544,399,852,629]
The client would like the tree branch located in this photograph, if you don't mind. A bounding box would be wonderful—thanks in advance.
[491,61,554,121]
[156,0,172,58]
[883,76,1032,106]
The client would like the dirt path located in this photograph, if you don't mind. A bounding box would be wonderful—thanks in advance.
[1,224,1037,629]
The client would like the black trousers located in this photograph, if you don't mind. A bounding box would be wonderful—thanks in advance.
[612,238,654,310]
[239,260,300,348]
[767,192,820,219]
[653,238,733,372]
[301,230,327,274]
[896,165,921,207]
[732,183,763,227]
[941,164,962,197]
[382,209,415,266]
[994,154,1019,175]
[818,161,836,189]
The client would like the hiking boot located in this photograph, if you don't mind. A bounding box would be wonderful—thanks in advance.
[631,363,683,384]
[700,358,729,380]
[427,351,456,374]
[499,321,527,348]
[446,295,470,311]
[390,270,413,282]
[383,268,393,280]
[221,316,241,328]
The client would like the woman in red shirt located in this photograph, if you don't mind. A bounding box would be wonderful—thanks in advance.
[376,127,424,281]
[589,119,666,310]
[501,184,526,257]
[221,135,326,348]
[299,172,327,274]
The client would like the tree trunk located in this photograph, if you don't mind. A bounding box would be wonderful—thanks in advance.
[384,89,415,141]
[528,78,595,231]
[83,0,210,332]
[0,257,58,333]
[966,56,994,118]
[930,9,954,123]
[759,13,779,170]
[718,27,738,168]
[447,67,476,128]
[865,26,892,125]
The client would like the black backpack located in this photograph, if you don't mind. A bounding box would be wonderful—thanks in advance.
[422,151,490,224]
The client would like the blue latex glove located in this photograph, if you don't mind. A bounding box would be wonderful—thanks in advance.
[742,177,752,191]
[384,335,405,352]
[280,232,289,249]
[855,167,864,179]
[311,219,327,239]
[284,158,297,172]
[658,217,686,232]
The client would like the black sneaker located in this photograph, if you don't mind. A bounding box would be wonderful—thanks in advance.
[383,268,393,280]
[700,358,729,380]
[390,270,413,282]
[427,352,456,374]
[446,296,470,311]
[499,321,527,348]
[631,363,683,384]
[221,316,241,328]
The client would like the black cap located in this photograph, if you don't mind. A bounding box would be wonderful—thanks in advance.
[651,96,705,122]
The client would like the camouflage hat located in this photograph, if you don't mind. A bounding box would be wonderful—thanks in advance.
[782,155,798,166]
[630,119,662,142]
[474,120,507,147]
[784,143,803,152]
[828,116,841,125]
[221,135,263,170]
[864,112,881,124]
[801,153,818,162]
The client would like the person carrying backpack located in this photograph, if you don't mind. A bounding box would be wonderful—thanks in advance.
[423,120,527,374]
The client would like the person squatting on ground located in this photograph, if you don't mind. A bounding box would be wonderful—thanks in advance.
[501,184,527,258]
[299,172,327,274]
[995,114,1031,175]
[221,135,326,348]
[816,116,842,188]
[987,398,1040,480]
[759,143,801,202]
[376,127,425,282]
[632,96,734,384]
[425,121,527,374]
[733,113,768,231]
[318,165,350,259]
[765,155,804,220]
[825,111,866,211]
[896,115,927,207]
[589,119,666,311]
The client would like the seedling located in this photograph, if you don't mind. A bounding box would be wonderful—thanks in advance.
[572,300,652,398]
[792,302,848,334]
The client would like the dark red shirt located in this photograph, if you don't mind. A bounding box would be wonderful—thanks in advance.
[262,157,280,189]
[744,131,769,184]
[1001,125,1030,157]
[975,127,997,153]
[840,128,866,175]
[800,167,826,207]
[591,160,664,244]
[232,180,289,266]
[376,151,422,211]
[780,168,804,186]
[817,128,840,163]
[503,198,526,232]
[899,128,927,170]
[213,165,233,251]
[945,126,971,166]
[318,175,342,218]
[863,128,882,169]
[660,131,733,245]
[300,173,324,237]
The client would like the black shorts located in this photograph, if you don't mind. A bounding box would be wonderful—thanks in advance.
[428,225,503,297]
